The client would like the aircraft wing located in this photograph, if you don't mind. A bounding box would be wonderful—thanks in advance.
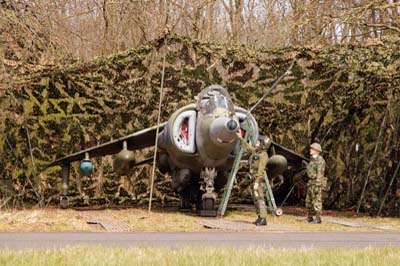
[270,141,309,167]
[48,123,166,166]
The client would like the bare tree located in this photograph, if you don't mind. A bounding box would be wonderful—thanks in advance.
[3,0,399,60]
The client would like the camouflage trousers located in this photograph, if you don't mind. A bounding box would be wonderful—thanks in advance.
[306,183,322,216]
[251,174,267,219]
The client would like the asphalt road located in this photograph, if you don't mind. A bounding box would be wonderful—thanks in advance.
[0,232,399,249]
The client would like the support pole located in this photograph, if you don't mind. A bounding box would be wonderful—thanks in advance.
[217,129,249,217]
[377,161,400,216]
[249,60,295,113]
[357,112,387,213]
[148,52,166,213]
[264,171,277,216]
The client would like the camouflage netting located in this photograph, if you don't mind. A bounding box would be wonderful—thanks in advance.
[1,26,400,214]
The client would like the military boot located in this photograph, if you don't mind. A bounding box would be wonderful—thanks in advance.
[256,218,267,226]
[254,215,262,224]
[311,215,321,224]
[306,215,313,223]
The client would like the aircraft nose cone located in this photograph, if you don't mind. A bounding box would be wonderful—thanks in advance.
[209,117,239,146]
[226,119,238,131]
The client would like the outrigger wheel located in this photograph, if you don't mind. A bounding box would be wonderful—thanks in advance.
[275,207,283,216]
[60,196,69,209]
[60,164,70,209]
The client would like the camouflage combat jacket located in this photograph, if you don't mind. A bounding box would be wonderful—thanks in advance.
[306,154,326,186]
[238,135,268,177]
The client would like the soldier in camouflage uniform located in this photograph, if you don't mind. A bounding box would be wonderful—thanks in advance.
[236,132,271,226]
[306,142,326,224]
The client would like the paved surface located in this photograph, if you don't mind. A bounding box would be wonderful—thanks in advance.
[0,232,399,249]
[324,217,399,231]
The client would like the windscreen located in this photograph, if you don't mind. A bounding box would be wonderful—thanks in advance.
[202,95,234,114]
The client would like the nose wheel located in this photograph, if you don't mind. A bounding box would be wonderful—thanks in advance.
[200,168,217,217]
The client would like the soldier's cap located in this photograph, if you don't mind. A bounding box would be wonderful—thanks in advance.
[310,142,322,152]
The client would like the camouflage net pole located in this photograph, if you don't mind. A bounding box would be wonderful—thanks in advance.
[248,60,295,113]
[378,161,400,216]
[357,105,388,213]
[148,52,166,213]
[1,59,42,206]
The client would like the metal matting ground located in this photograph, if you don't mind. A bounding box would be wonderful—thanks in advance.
[199,219,295,231]
[86,214,131,232]
[324,217,399,231]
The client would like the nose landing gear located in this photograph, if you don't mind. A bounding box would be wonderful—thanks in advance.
[200,167,217,217]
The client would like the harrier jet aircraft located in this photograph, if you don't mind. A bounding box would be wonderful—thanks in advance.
[49,85,304,215]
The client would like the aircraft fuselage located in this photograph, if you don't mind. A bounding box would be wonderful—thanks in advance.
[156,86,259,196]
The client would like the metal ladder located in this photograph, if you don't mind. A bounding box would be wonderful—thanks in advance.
[217,120,278,217]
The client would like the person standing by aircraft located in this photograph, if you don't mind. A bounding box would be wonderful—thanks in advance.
[305,142,326,224]
[236,131,271,226]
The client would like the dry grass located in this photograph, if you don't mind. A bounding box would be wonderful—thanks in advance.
[0,209,91,232]
[0,206,399,232]
[0,246,399,266]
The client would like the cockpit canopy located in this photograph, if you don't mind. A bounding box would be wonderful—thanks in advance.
[197,85,235,115]
[202,95,234,115]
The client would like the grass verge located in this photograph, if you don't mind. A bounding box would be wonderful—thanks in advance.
[0,246,399,266]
